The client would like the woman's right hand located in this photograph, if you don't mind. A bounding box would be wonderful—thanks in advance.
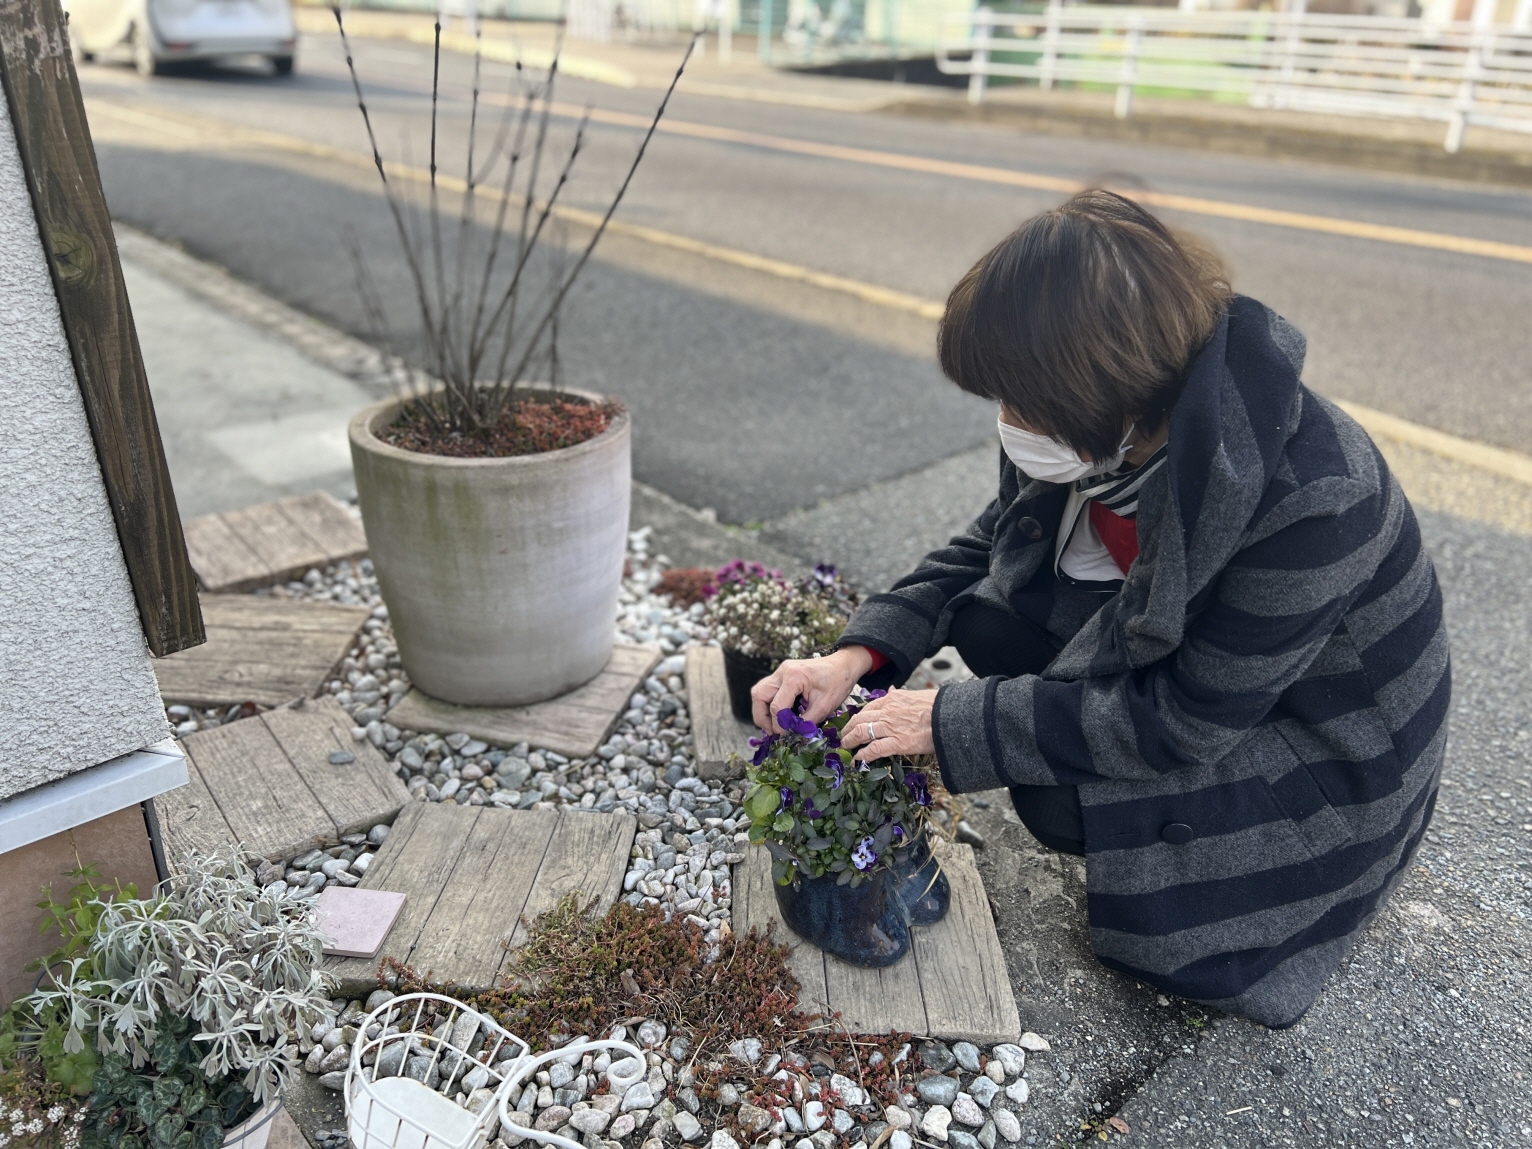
[751,646,875,733]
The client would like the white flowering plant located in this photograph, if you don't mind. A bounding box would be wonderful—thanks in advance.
[705,562,854,662]
[2,851,334,1149]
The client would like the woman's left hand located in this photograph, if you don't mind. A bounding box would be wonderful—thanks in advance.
[838,688,937,762]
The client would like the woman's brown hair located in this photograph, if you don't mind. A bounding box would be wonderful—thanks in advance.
[938,189,1231,461]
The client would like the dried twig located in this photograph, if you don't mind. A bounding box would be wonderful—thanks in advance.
[335,6,694,435]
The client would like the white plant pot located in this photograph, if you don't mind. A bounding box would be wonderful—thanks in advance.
[348,392,631,707]
[223,1098,282,1149]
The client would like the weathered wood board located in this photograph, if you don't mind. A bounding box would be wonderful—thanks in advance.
[732,841,1021,1043]
[389,644,664,759]
[182,491,368,593]
[687,644,756,781]
[326,803,637,995]
[152,595,369,708]
[155,697,409,864]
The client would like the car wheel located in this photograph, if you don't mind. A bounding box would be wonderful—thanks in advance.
[271,54,294,76]
[132,25,161,77]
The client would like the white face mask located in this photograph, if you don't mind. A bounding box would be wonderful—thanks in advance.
[996,415,1129,484]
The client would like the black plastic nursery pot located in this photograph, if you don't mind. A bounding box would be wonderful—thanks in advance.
[722,646,776,723]
[890,830,951,927]
[774,865,910,968]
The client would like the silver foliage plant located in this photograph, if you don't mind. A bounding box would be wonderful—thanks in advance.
[31,850,335,1105]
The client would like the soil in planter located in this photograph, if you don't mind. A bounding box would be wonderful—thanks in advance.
[383,393,619,458]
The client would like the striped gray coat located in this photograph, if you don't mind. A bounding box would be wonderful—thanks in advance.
[840,297,1448,1027]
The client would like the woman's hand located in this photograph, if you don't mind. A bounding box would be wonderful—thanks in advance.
[752,646,874,733]
[838,688,936,762]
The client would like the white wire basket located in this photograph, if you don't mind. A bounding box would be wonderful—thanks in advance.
[345,992,647,1149]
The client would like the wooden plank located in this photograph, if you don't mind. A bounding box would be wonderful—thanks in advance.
[182,513,269,594]
[153,597,367,708]
[182,494,369,593]
[260,698,409,836]
[0,0,204,656]
[910,841,1022,1044]
[687,645,755,781]
[731,844,1019,1041]
[153,756,236,867]
[407,807,560,989]
[732,846,830,1019]
[327,801,481,990]
[506,808,637,948]
[178,719,335,861]
[220,501,333,580]
[195,594,372,632]
[390,644,663,759]
[822,944,930,1038]
[273,491,368,562]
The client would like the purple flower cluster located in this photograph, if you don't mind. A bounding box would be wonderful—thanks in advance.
[851,836,878,871]
[715,559,783,589]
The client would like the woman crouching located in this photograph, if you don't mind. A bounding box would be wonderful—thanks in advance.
[752,190,1448,1029]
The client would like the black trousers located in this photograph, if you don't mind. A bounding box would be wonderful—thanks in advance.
[948,601,1086,856]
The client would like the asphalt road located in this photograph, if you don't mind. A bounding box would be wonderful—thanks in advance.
[80,32,1532,524]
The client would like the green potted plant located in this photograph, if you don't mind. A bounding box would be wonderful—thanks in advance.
[0,852,333,1149]
[705,562,856,721]
[338,16,693,707]
[740,691,949,968]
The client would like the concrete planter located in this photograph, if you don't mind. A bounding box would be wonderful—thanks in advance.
[348,393,630,707]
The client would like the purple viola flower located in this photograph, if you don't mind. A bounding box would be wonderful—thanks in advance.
[827,754,844,790]
[778,786,795,812]
[810,563,839,587]
[904,771,932,807]
[802,796,823,820]
[892,823,905,842]
[865,688,888,700]
[749,732,779,767]
[851,836,879,871]
[776,709,821,740]
[823,724,841,749]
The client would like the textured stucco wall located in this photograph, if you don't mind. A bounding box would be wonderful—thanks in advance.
[0,83,169,798]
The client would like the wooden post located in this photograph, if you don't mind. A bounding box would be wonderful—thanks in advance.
[0,0,203,656]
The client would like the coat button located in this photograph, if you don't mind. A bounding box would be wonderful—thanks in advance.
[1161,823,1194,846]
[1018,517,1043,540]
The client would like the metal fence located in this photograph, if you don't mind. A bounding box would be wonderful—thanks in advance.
[936,6,1532,152]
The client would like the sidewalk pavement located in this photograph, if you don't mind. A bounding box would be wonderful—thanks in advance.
[122,225,1531,1147]
[292,4,1532,188]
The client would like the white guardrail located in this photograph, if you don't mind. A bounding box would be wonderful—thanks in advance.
[936,5,1532,152]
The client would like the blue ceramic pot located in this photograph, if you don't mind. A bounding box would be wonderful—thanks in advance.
[774,867,910,968]
[890,831,951,927]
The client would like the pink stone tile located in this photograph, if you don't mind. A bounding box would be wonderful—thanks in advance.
[316,887,407,958]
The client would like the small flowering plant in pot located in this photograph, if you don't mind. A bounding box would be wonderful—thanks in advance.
[740,692,949,968]
[707,563,858,722]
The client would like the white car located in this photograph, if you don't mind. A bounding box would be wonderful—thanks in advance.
[66,0,297,76]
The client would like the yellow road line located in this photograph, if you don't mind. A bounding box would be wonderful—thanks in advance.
[88,100,945,320]
[518,98,1532,266]
[89,100,1532,486]
[1336,400,1532,487]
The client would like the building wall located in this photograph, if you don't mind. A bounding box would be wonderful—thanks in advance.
[0,82,169,799]
[0,806,159,1007]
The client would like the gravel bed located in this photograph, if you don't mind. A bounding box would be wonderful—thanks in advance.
[298,987,1057,1149]
[163,529,1044,1146]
